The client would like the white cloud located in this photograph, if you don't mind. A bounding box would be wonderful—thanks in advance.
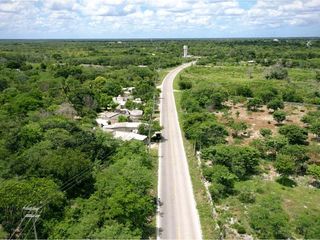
[0,0,319,37]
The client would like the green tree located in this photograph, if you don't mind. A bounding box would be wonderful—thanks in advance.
[273,110,286,124]
[267,98,284,111]
[264,135,288,158]
[247,98,262,111]
[209,145,260,179]
[279,124,308,145]
[310,121,320,138]
[0,178,65,237]
[249,195,290,239]
[265,65,288,80]
[307,164,320,181]
[178,79,192,90]
[275,154,296,176]
[260,128,272,137]
[236,85,253,97]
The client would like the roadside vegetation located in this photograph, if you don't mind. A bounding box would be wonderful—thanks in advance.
[0,40,187,238]
[176,39,320,239]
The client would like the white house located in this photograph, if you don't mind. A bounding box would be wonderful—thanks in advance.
[112,131,147,142]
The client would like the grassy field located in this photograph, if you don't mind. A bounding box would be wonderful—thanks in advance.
[217,177,320,238]
[181,65,320,104]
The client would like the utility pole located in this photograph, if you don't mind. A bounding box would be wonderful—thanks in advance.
[10,206,40,240]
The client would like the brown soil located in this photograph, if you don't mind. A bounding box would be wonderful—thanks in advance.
[216,102,316,145]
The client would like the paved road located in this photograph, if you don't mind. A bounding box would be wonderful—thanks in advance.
[157,62,202,240]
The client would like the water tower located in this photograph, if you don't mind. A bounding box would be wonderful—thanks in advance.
[183,45,188,58]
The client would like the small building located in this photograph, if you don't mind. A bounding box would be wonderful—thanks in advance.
[133,98,142,105]
[112,131,147,142]
[102,122,141,132]
[97,111,126,124]
[128,109,143,120]
[96,118,110,127]
[247,60,255,64]
[113,95,127,109]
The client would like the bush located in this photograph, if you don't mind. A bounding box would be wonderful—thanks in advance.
[249,195,290,239]
[273,110,286,124]
[260,128,272,137]
[233,223,246,234]
[238,190,256,203]
[209,182,227,201]
[210,145,260,179]
[178,79,192,90]
[279,124,308,145]
[316,70,320,82]
[267,98,284,111]
[282,89,303,103]
[265,65,288,80]
[247,98,262,111]
[295,211,320,238]
[275,154,296,176]
[236,85,253,97]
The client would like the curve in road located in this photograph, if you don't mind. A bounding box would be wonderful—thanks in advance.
[157,62,202,240]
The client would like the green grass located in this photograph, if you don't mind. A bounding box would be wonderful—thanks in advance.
[181,65,320,103]
[174,88,219,239]
[217,178,320,238]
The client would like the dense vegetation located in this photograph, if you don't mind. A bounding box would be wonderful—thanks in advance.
[0,40,189,238]
[177,38,320,239]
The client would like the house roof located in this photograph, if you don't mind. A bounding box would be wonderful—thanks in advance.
[98,111,120,119]
[129,109,143,116]
[113,131,147,141]
[103,122,141,129]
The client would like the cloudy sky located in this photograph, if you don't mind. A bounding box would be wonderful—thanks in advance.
[0,0,319,38]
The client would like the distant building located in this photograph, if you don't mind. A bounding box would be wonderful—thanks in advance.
[273,38,280,42]
[183,45,188,58]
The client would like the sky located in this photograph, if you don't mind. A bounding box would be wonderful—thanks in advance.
[0,0,319,39]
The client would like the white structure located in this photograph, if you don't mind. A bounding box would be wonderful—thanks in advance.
[128,109,143,120]
[102,122,141,132]
[183,45,188,58]
[113,95,127,109]
[112,131,147,142]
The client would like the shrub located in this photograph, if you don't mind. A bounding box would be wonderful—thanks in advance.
[260,128,272,137]
[267,98,284,111]
[265,65,288,80]
[236,85,253,97]
[247,98,262,111]
[233,223,246,234]
[238,190,256,203]
[275,154,296,176]
[295,211,320,239]
[279,124,308,145]
[273,110,286,124]
[178,79,192,90]
[249,195,290,239]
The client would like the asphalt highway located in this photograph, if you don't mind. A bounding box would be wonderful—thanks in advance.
[157,62,202,240]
